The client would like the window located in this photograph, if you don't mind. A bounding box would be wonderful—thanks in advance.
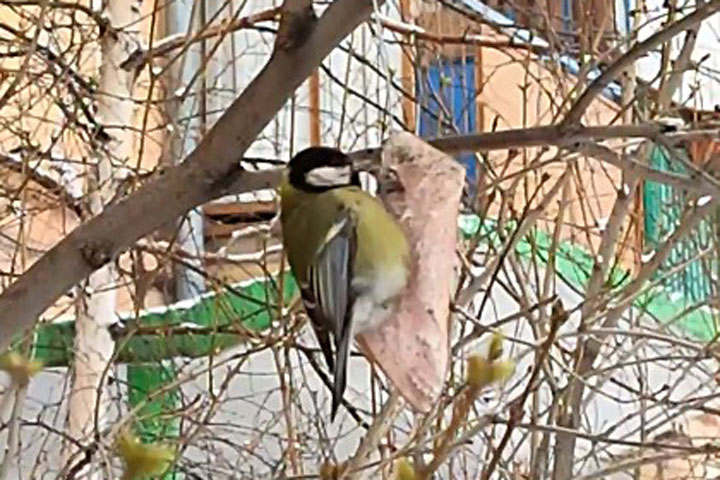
[416,56,479,195]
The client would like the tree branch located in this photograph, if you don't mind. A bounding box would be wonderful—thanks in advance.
[120,6,281,71]
[552,12,714,474]
[428,123,670,154]
[122,5,549,73]
[0,0,383,351]
[562,0,720,125]
[0,152,85,219]
[577,142,720,196]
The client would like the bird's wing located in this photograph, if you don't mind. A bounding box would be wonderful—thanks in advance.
[300,208,357,419]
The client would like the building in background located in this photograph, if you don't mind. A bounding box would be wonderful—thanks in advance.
[0,0,719,478]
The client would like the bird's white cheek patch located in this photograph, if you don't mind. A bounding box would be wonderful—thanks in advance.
[305,166,352,187]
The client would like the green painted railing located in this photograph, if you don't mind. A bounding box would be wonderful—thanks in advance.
[28,274,298,367]
[644,147,719,304]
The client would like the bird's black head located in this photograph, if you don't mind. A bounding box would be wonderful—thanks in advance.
[287,146,361,192]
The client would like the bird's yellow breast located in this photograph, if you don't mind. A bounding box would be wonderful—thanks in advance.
[279,176,410,283]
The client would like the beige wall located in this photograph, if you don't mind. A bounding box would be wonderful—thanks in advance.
[416,4,640,271]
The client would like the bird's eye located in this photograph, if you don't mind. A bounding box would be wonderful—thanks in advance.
[305,165,352,187]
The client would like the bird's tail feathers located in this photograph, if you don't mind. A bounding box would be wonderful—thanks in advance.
[331,331,352,421]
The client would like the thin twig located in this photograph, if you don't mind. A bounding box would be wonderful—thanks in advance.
[562,0,720,125]
[344,391,403,480]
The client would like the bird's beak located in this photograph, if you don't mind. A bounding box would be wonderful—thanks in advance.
[347,148,381,175]
[350,148,406,196]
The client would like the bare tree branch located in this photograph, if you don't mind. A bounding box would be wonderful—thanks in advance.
[575,446,720,480]
[0,0,383,351]
[120,6,281,71]
[0,152,85,218]
[576,142,720,197]
[551,11,716,474]
[562,0,720,125]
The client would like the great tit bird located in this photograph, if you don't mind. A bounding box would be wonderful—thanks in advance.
[280,146,411,419]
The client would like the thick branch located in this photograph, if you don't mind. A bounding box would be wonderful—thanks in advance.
[428,123,669,154]
[0,0,381,351]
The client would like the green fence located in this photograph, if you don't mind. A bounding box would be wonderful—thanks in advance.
[643,147,719,303]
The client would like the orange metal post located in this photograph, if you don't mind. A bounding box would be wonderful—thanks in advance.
[309,70,321,146]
